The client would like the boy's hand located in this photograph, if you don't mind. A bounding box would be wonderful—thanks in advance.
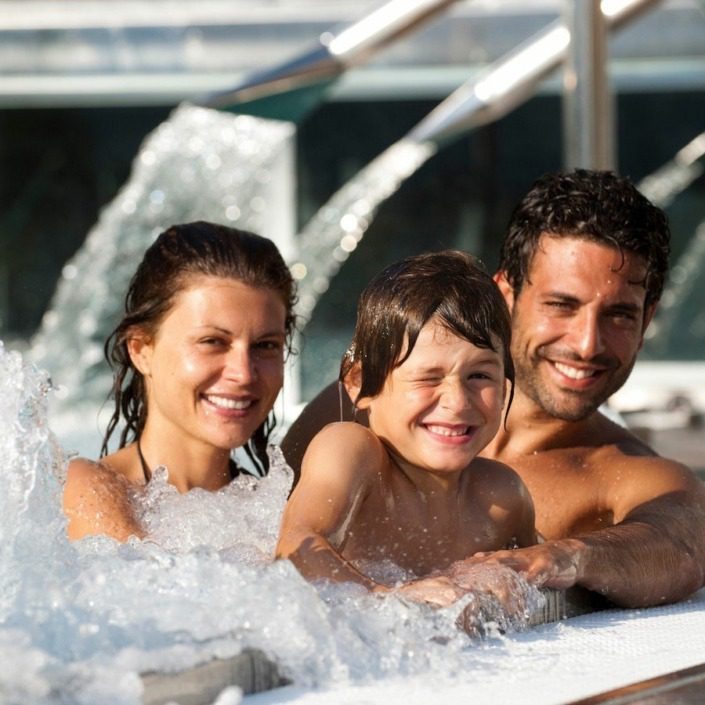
[394,575,466,608]
[463,539,587,590]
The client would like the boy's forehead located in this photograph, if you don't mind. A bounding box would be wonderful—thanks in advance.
[401,319,503,359]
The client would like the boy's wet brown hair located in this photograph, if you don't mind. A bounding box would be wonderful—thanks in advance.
[340,250,513,405]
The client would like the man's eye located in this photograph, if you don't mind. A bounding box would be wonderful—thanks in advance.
[254,341,283,352]
[610,311,638,325]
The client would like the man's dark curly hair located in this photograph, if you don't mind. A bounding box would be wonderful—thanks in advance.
[498,169,671,308]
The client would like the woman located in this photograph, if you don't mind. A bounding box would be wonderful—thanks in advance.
[63,221,296,541]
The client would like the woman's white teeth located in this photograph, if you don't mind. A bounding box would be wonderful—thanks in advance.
[554,362,595,380]
[427,425,467,437]
[206,395,253,410]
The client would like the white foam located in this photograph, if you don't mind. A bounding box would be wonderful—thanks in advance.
[1,343,549,705]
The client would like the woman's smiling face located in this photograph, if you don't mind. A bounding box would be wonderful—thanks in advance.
[132,274,287,452]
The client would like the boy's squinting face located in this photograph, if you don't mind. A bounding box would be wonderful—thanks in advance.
[357,318,506,476]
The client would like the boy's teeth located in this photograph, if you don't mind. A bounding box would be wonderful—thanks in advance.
[206,395,253,410]
[427,425,467,437]
[554,362,595,380]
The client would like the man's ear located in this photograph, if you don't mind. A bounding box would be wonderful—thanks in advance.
[127,331,154,376]
[639,302,658,348]
[342,362,371,411]
[493,270,515,313]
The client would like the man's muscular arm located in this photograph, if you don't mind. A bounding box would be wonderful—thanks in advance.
[465,459,705,607]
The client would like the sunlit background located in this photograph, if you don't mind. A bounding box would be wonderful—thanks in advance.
[1,0,704,464]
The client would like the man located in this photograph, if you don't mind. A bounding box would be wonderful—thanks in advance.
[282,169,705,609]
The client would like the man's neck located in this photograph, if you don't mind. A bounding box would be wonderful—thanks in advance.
[483,390,599,461]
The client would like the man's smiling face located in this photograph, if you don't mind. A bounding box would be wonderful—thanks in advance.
[504,234,654,421]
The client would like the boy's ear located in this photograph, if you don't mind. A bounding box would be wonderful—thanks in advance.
[493,270,515,313]
[342,362,371,410]
[127,331,154,376]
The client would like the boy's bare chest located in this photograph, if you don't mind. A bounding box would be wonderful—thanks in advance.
[340,490,510,577]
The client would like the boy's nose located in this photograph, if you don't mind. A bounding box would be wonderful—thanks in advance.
[440,379,470,411]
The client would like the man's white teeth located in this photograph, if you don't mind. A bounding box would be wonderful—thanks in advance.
[554,362,595,380]
[206,395,253,410]
[427,425,468,437]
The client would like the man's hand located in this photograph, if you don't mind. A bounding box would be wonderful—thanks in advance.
[462,539,587,590]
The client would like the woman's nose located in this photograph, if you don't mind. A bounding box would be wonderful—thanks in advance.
[224,347,258,383]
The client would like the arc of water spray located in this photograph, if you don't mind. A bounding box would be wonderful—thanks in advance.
[638,130,705,351]
[292,0,663,324]
[203,0,458,120]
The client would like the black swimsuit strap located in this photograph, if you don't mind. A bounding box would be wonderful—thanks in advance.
[136,437,151,484]
[135,438,240,484]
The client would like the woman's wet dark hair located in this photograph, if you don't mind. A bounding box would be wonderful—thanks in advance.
[340,250,513,409]
[101,221,297,474]
[499,169,671,309]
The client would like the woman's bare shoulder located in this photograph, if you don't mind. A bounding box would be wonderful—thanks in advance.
[64,453,144,542]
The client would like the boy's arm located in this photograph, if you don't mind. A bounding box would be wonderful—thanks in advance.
[276,422,383,590]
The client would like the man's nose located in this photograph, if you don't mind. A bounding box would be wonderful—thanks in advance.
[569,308,606,359]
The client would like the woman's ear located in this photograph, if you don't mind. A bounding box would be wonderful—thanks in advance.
[127,331,154,376]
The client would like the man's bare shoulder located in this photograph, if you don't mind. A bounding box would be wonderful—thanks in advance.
[282,382,352,478]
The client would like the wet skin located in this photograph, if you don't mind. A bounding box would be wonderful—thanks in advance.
[131,276,287,469]
[277,318,536,596]
[64,275,288,540]
[282,235,705,607]
[497,235,652,424]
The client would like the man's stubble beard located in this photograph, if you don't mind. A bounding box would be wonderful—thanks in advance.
[512,347,637,422]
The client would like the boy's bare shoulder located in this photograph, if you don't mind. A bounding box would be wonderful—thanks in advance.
[466,456,527,487]
[308,422,387,465]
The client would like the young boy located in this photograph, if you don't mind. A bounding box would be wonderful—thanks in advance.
[277,251,536,606]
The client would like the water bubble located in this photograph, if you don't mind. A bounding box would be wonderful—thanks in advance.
[340,234,358,253]
[62,264,78,281]
[225,205,241,221]
[140,150,156,166]
[290,263,307,280]
[149,190,165,205]
[206,153,222,170]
